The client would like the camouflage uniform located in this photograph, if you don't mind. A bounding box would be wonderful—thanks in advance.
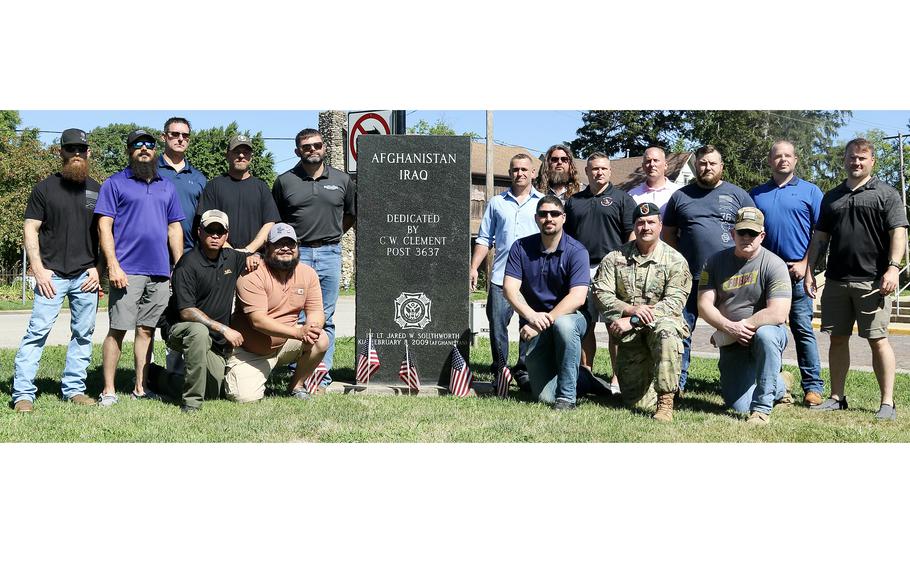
[592,240,691,411]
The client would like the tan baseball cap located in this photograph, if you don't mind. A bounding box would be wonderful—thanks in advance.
[735,207,764,232]
[200,209,229,231]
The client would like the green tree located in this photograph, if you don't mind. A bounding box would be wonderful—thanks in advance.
[0,110,20,143]
[817,128,910,192]
[570,110,688,158]
[0,128,58,267]
[407,118,479,139]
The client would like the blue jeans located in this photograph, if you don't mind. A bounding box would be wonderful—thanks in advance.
[486,284,528,375]
[298,243,341,378]
[789,277,823,394]
[526,311,587,404]
[718,324,788,414]
[13,271,98,403]
[679,281,699,391]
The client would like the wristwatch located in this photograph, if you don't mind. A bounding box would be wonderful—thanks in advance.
[630,315,643,328]
[888,261,901,269]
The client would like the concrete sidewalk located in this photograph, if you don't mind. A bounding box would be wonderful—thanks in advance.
[2,296,909,374]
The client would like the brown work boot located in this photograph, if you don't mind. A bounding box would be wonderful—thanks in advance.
[68,394,96,406]
[804,391,823,407]
[653,392,675,422]
[747,411,771,425]
[14,400,33,413]
[776,371,794,405]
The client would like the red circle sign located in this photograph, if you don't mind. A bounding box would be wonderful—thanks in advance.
[349,112,391,161]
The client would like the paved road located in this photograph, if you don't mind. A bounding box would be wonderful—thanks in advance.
[2,296,909,373]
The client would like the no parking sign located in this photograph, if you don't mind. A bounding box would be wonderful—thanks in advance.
[347,111,394,173]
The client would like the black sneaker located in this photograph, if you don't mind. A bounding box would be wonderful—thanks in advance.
[553,399,576,411]
[180,405,200,414]
[514,371,531,393]
[809,396,848,411]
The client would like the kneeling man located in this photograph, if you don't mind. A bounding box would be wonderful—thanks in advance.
[503,195,593,410]
[698,207,793,424]
[157,210,257,412]
[225,223,328,402]
[593,202,691,421]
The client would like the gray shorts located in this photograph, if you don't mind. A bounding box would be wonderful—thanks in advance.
[820,279,891,339]
[586,266,604,324]
[109,275,170,330]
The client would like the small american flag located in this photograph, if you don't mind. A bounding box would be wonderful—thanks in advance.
[493,352,512,398]
[398,341,420,393]
[303,361,329,394]
[448,345,473,397]
[356,331,380,384]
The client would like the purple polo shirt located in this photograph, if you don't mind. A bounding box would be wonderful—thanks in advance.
[504,232,590,314]
[95,167,185,277]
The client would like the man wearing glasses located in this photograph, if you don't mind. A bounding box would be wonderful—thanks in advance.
[536,144,581,203]
[503,196,596,410]
[804,138,909,420]
[95,129,185,406]
[158,117,207,252]
[271,128,356,386]
[195,134,280,254]
[662,145,754,395]
[12,129,102,412]
[151,210,258,413]
[697,207,794,424]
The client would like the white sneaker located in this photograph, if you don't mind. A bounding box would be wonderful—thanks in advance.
[98,393,119,407]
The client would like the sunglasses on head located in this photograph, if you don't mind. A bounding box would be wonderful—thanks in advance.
[166,131,191,140]
[735,229,760,237]
[537,210,564,219]
[299,142,324,151]
[130,140,156,150]
[62,144,88,154]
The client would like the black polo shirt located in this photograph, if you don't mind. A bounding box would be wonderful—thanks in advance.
[195,175,281,250]
[816,177,909,281]
[272,163,356,242]
[24,173,100,278]
[564,183,636,265]
[164,247,249,355]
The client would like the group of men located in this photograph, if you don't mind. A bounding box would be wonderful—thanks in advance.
[479,139,907,423]
[12,121,355,413]
[11,122,907,424]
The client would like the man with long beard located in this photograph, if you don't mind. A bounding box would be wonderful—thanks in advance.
[536,144,581,203]
[95,129,185,406]
[12,129,102,412]
[224,224,328,403]
[271,128,355,386]
[662,145,754,395]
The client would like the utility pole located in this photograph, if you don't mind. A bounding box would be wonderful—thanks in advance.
[883,132,909,265]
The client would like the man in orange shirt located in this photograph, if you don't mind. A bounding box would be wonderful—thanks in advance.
[224,223,329,402]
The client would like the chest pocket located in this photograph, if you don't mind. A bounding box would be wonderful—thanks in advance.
[85,190,98,211]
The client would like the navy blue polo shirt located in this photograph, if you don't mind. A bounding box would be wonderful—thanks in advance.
[158,155,207,251]
[750,176,823,263]
[504,232,590,314]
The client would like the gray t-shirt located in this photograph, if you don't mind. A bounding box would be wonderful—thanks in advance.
[699,246,791,322]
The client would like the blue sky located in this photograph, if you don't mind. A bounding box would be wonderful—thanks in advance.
[17,109,910,170]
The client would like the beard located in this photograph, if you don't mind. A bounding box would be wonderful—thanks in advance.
[547,169,569,187]
[697,171,720,187]
[265,254,299,273]
[60,156,89,184]
[131,158,158,180]
[303,153,324,165]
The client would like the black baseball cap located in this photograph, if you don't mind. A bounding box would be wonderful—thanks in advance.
[127,129,155,146]
[61,128,88,147]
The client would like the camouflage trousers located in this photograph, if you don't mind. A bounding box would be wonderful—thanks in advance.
[614,320,685,412]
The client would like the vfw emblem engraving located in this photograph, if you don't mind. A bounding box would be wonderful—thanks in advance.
[394,292,432,330]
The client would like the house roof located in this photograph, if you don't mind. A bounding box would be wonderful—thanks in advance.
[470,141,540,178]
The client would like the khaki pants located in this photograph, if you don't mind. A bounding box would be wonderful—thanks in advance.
[224,340,304,403]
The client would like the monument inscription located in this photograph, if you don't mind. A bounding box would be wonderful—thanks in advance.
[356,135,471,385]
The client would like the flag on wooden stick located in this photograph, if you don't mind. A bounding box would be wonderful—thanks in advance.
[398,341,420,393]
[449,345,473,397]
[303,361,329,395]
[356,331,380,384]
[493,352,512,398]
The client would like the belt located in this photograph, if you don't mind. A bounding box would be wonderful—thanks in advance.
[297,238,341,247]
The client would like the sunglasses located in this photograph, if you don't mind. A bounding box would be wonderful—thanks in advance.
[549,156,571,164]
[62,144,88,154]
[202,225,227,236]
[130,140,156,150]
[166,131,191,140]
[735,229,760,237]
[299,142,324,151]
[537,210,564,219]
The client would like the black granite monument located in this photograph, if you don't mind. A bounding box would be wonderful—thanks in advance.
[355,135,471,385]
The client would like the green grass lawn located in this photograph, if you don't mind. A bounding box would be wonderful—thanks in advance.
[1,337,907,442]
